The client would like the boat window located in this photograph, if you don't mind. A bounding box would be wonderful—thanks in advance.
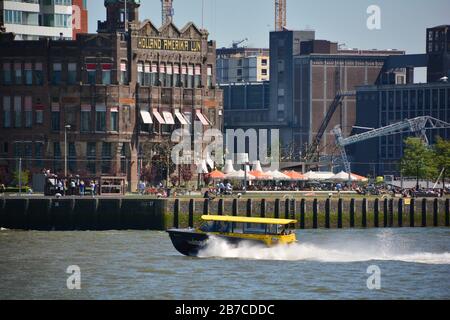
[243,223,267,235]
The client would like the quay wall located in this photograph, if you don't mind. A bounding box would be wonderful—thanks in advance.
[0,197,449,231]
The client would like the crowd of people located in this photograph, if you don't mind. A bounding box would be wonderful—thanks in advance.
[43,169,99,197]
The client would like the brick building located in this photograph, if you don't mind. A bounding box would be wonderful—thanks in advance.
[0,0,223,191]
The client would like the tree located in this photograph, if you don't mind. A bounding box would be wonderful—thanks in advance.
[13,170,30,187]
[400,137,436,189]
[432,136,450,190]
[141,141,176,187]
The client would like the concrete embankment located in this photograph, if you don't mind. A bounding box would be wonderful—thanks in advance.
[0,197,449,231]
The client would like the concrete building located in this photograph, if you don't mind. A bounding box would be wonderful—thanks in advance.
[216,47,270,84]
[224,29,405,162]
[353,82,450,176]
[427,25,450,83]
[0,0,223,191]
[0,0,73,40]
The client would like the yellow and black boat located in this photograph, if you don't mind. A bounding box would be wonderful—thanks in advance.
[167,215,297,257]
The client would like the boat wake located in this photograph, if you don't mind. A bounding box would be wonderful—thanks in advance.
[198,236,450,265]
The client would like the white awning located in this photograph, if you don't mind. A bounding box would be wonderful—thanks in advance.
[140,110,152,124]
[152,109,166,124]
[174,111,188,125]
[196,110,210,126]
[162,111,175,125]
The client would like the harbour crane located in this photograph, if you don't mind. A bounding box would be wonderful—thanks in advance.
[304,91,356,163]
[333,116,450,174]
[232,38,248,49]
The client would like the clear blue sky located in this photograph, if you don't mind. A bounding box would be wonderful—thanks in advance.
[88,0,450,81]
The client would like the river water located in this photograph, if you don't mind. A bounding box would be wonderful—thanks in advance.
[0,228,449,300]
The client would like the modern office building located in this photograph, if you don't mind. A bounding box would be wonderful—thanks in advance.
[426,25,450,83]
[0,0,223,191]
[0,0,73,40]
[216,47,270,84]
[352,82,450,176]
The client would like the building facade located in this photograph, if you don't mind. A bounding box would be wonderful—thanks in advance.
[216,47,270,84]
[427,25,450,83]
[72,0,88,39]
[353,82,450,176]
[0,0,73,40]
[224,30,405,163]
[0,0,223,191]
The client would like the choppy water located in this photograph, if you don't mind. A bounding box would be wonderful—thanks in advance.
[0,228,449,300]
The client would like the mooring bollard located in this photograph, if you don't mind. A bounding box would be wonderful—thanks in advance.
[410,198,415,228]
[389,199,394,227]
[260,199,266,218]
[313,199,318,229]
[362,198,367,228]
[188,199,194,228]
[446,199,450,227]
[246,199,252,217]
[203,199,209,216]
[300,199,306,229]
[337,198,343,229]
[398,198,403,228]
[218,199,224,216]
[174,199,180,229]
[275,199,280,219]
[383,198,388,228]
[290,199,296,221]
[374,199,379,228]
[325,198,331,229]
[232,199,238,216]
[349,199,355,228]
[433,199,438,227]
[284,199,290,220]
[422,198,427,227]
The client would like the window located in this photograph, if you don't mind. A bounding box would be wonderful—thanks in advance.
[35,143,43,168]
[143,62,151,86]
[261,68,268,76]
[207,65,213,88]
[81,106,91,132]
[68,63,77,84]
[188,65,194,88]
[68,142,76,173]
[2,63,12,85]
[14,63,22,84]
[120,62,127,84]
[51,104,60,131]
[101,142,112,174]
[36,109,43,124]
[35,63,44,85]
[110,108,118,131]
[102,64,112,85]
[166,64,173,87]
[174,64,180,87]
[4,10,22,24]
[86,142,96,174]
[261,59,268,66]
[86,64,96,85]
[159,63,166,87]
[95,105,106,131]
[137,62,144,85]
[194,65,201,88]
[3,96,11,128]
[151,63,158,86]
[24,97,32,128]
[14,96,21,128]
[181,64,188,87]
[52,63,62,85]
[24,63,33,85]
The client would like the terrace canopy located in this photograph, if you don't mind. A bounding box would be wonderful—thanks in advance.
[283,171,306,181]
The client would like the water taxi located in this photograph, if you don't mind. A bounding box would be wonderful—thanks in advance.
[167,215,297,257]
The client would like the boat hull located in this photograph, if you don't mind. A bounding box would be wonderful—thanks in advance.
[166,229,267,257]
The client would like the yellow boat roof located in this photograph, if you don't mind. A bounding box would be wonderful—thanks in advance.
[201,215,297,225]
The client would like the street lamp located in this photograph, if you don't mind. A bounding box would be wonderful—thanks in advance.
[64,125,71,177]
